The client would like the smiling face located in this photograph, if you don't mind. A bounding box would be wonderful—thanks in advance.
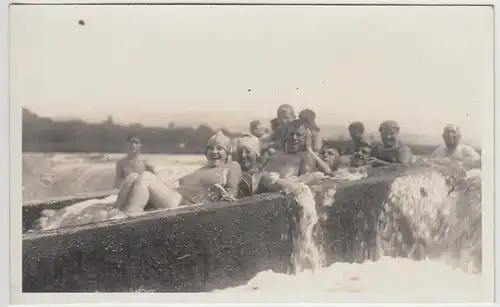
[351,145,372,167]
[205,143,228,167]
[237,146,259,171]
[320,146,340,169]
[285,123,307,154]
[380,129,399,148]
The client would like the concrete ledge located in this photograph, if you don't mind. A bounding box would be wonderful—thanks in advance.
[23,166,476,292]
[23,193,295,292]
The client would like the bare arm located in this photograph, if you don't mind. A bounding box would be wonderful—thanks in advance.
[463,145,481,162]
[225,161,243,198]
[431,146,444,159]
[260,172,301,193]
[306,148,335,175]
[398,145,413,165]
[114,161,123,189]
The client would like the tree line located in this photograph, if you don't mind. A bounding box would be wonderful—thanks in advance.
[22,108,240,154]
[22,108,479,156]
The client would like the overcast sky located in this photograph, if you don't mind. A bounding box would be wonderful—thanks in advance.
[10,5,493,141]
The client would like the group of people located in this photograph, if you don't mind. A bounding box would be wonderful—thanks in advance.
[112,104,481,214]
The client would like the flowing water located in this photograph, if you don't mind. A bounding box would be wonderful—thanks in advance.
[22,153,488,301]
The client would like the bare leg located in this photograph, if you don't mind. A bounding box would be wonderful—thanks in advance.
[114,172,140,210]
[121,171,183,213]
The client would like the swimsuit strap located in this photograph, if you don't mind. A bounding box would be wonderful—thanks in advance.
[239,171,261,197]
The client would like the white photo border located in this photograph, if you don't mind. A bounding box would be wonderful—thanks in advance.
[4,1,498,306]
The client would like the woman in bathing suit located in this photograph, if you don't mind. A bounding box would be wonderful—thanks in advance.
[234,134,309,197]
[114,130,242,213]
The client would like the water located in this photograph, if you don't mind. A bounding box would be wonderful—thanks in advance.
[22,153,486,300]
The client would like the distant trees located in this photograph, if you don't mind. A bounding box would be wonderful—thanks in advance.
[22,108,479,156]
[22,108,223,154]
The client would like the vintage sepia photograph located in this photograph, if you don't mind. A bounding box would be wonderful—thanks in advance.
[10,1,495,304]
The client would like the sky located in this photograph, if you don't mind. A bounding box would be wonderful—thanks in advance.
[10,4,493,142]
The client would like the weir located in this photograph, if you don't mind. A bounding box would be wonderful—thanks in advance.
[22,166,481,292]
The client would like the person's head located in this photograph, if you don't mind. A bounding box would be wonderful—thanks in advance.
[348,121,365,142]
[298,109,319,132]
[350,144,372,167]
[379,120,400,148]
[276,104,296,125]
[237,133,261,171]
[249,120,266,138]
[442,124,461,149]
[284,119,309,154]
[320,140,341,171]
[125,136,142,155]
[205,130,231,167]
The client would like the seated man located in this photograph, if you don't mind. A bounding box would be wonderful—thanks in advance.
[305,140,342,176]
[350,142,373,169]
[114,130,242,213]
[370,120,414,167]
[348,121,371,154]
[298,109,322,153]
[114,136,155,189]
[269,104,297,151]
[431,124,481,169]
[262,119,317,178]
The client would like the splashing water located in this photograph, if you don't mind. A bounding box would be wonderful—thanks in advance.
[34,195,126,231]
[24,154,487,300]
[288,182,325,273]
[217,166,485,300]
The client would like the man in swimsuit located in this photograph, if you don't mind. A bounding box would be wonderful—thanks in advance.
[350,142,373,168]
[303,140,342,176]
[348,121,371,154]
[370,120,414,167]
[249,120,267,138]
[431,124,481,168]
[263,119,317,178]
[298,109,322,153]
[114,130,242,213]
[269,104,297,151]
[114,136,155,189]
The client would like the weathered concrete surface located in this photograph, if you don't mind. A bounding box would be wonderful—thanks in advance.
[23,193,295,292]
[23,190,117,233]
[23,166,474,292]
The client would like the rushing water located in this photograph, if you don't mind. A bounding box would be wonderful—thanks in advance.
[22,153,487,300]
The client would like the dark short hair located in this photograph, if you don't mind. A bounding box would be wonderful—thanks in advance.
[126,135,141,143]
[348,121,365,133]
[287,119,308,131]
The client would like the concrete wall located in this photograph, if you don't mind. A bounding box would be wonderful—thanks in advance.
[23,167,451,292]
[23,193,296,292]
